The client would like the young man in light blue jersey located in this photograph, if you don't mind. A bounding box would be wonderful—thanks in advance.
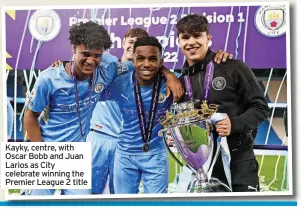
[88,25,233,194]
[100,36,176,193]
[87,28,150,194]
[23,21,183,196]
[24,21,124,145]
[23,21,127,196]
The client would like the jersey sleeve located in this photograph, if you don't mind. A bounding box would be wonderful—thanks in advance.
[27,73,52,113]
[97,52,135,85]
[116,61,135,75]
[100,87,114,101]
[101,51,118,66]
[99,76,121,102]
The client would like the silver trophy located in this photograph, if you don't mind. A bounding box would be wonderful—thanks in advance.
[159,100,231,193]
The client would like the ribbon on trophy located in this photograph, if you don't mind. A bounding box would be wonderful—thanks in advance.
[208,113,232,191]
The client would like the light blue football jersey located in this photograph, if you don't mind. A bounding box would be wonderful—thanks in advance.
[89,101,122,137]
[102,71,173,155]
[89,55,122,137]
[27,52,134,142]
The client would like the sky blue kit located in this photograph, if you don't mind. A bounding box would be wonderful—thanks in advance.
[25,53,133,195]
[102,71,173,193]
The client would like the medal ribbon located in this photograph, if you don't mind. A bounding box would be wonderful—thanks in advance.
[70,57,95,141]
[133,72,162,151]
[202,61,214,102]
[183,61,214,102]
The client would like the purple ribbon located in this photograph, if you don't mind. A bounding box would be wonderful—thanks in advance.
[184,61,215,101]
[70,60,94,141]
[202,61,214,101]
[184,75,193,100]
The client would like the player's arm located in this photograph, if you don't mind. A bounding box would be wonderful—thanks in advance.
[99,75,121,102]
[161,67,184,102]
[23,74,52,142]
[228,61,269,134]
[98,53,182,101]
[24,110,42,142]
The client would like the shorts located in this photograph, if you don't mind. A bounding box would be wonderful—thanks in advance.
[86,130,117,194]
[114,150,169,194]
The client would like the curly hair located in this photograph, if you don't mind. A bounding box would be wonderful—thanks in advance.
[69,21,112,50]
[176,14,209,36]
[133,36,162,54]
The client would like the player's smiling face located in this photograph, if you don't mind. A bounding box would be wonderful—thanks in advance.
[122,36,137,61]
[133,45,163,85]
[178,31,211,66]
[73,44,103,79]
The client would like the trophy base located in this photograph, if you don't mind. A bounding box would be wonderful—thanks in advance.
[189,177,231,193]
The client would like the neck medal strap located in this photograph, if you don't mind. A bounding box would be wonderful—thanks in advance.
[133,72,162,152]
[70,60,94,141]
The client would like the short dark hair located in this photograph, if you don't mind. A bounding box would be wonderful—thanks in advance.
[124,28,149,39]
[133,36,162,54]
[176,14,209,36]
[69,21,112,50]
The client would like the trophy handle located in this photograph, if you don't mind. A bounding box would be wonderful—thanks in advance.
[159,129,185,168]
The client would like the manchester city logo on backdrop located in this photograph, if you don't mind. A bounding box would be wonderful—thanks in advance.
[29,9,61,42]
[212,77,226,91]
[254,5,286,37]
[95,83,104,93]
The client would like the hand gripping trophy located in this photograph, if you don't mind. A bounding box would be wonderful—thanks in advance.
[159,64,232,193]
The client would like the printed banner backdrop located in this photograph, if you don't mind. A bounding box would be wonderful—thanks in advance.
[5,5,287,71]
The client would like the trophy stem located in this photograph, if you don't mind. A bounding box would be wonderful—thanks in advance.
[189,168,209,193]
[196,167,208,182]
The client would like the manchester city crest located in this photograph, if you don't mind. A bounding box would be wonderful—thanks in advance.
[158,93,167,103]
[212,77,226,91]
[95,83,104,93]
[29,9,61,42]
[255,5,287,37]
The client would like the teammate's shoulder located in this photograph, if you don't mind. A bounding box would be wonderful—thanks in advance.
[40,64,64,76]
[37,64,68,85]
[113,70,133,83]
[102,52,119,64]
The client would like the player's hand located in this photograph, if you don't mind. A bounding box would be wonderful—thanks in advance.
[215,114,231,137]
[51,60,63,67]
[166,130,174,142]
[166,130,176,147]
[214,50,233,64]
[161,66,184,102]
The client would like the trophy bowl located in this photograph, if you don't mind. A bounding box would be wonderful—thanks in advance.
[159,100,231,193]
